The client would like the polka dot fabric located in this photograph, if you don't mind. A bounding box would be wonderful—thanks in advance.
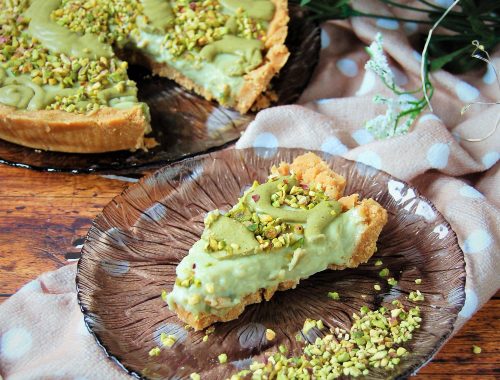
[0,1,498,378]
[237,0,500,335]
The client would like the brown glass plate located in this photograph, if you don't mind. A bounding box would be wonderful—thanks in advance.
[0,6,319,174]
[77,148,466,379]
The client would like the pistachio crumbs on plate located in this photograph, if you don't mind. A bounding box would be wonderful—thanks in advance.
[409,290,425,302]
[375,259,383,266]
[218,352,228,364]
[148,346,161,357]
[374,284,381,291]
[190,372,201,380]
[379,268,390,277]
[328,291,340,300]
[415,278,422,284]
[229,301,422,379]
[265,328,276,341]
[472,345,482,354]
[159,332,176,348]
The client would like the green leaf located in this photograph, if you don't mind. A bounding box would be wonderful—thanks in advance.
[430,45,470,71]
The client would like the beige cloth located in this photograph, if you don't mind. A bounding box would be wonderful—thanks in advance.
[1,2,499,378]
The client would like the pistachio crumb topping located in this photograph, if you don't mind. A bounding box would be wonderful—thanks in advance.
[229,302,422,379]
[328,291,340,300]
[218,352,228,364]
[159,333,177,348]
[265,328,276,341]
[148,346,161,357]
[409,290,425,302]
[387,277,398,286]
[379,268,389,277]
[190,373,201,380]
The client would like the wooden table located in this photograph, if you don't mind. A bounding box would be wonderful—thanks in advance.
[0,165,498,378]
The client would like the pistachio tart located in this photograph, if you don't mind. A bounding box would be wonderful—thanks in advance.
[167,153,388,330]
[0,0,289,153]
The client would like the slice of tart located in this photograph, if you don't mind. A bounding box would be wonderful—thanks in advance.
[0,0,289,153]
[166,153,388,330]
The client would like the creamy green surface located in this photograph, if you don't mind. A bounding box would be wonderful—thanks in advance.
[166,178,366,317]
[26,0,113,59]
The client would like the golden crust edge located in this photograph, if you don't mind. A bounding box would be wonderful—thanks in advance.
[0,104,151,153]
[146,0,290,114]
[171,198,388,331]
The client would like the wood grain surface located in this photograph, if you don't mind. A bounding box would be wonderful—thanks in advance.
[0,165,498,378]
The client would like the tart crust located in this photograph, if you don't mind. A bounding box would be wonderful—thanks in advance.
[171,198,388,331]
[0,104,150,153]
[0,0,290,153]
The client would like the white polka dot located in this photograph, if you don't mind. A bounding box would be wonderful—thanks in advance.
[436,0,455,6]
[356,151,382,170]
[415,201,436,221]
[352,129,374,145]
[412,50,422,62]
[321,136,348,155]
[403,22,418,34]
[356,71,376,96]
[459,288,479,318]
[481,151,499,169]
[1,327,33,360]
[426,143,450,169]
[392,66,408,86]
[100,259,129,276]
[433,224,449,239]
[455,81,480,102]
[320,29,330,49]
[253,132,278,158]
[388,180,416,204]
[482,64,496,85]
[462,229,493,254]
[336,58,358,77]
[418,114,441,124]
[376,18,399,30]
[316,98,332,105]
[459,185,484,199]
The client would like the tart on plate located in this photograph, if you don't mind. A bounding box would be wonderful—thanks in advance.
[0,0,289,153]
[167,152,388,330]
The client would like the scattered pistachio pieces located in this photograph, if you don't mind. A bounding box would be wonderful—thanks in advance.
[161,289,168,301]
[202,335,209,342]
[302,318,318,334]
[265,328,276,341]
[415,278,422,284]
[375,259,383,266]
[328,291,340,300]
[160,333,177,348]
[472,345,482,354]
[379,268,390,277]
[387,277,398,286]
[190,372,201,380]
[409,290,425,302]
[374,284,382,291]
[218,353,228,364]
[148,346,161,357]
[230,303,422,379]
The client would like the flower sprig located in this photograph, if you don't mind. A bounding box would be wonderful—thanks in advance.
[363,34,433,139]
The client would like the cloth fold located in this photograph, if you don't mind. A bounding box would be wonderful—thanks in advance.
[1,3,499,378]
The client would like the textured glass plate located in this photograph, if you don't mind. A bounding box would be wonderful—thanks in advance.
[0,7,319,174]
[77,148,466,379]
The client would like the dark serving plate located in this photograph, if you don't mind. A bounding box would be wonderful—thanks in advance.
[0,7,320,174]
[77,148,466,379]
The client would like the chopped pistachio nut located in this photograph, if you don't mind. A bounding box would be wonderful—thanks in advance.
[160,333,176,348]
[375,259,383,266]
[218,353,228,364]
[265,328,276,341]
[415,278,422,285]
[374,284,382,291]
[270,177,328,210]
[379,268,390,277]
[328,291,340,300]
[190,373,201,380]
[302,318,318,334]
[472,345,482,354]
[161,289,168,301]
[230,304,422,379]
[148,346,161,357]
[387,277,398,286]
[202,335,209,342]
[409,290,425,302]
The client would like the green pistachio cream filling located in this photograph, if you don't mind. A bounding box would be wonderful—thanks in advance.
[166,176,367,317]
[0,0,274,113]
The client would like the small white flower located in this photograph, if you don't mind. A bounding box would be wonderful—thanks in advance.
[365,33,402,92]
